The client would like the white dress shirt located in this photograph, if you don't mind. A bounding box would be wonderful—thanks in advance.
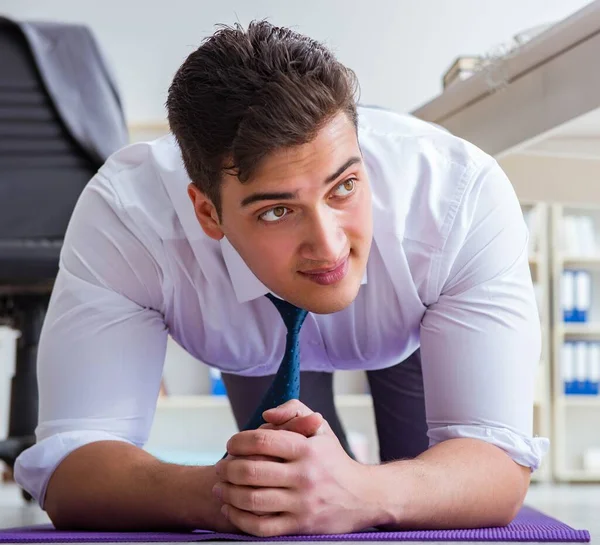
[15,107,549,507]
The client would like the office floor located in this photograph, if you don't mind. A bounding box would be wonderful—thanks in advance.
[0,481,597,544]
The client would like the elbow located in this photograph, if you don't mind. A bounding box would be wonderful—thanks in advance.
[482,495,525,528]
[45,495,71,531]
[44,479,81,531]
[46,500,87,531]
[46,510,69,532]
[495,499,524,527]
[494,465,531,527]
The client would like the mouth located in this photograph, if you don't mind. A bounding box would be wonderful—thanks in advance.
[298,254,350,286]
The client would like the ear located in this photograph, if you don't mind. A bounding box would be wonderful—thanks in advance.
[187,184,224,240]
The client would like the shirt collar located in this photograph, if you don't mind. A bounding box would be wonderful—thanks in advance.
[220,236,368,304]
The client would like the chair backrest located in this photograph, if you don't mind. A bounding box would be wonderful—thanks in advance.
[0,20,99,242]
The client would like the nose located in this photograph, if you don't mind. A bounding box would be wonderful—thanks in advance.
[301,206,348,264]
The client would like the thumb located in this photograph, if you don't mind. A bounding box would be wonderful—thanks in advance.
[262,399,313,426]
[284,412,324,437]
[260,412,324,437]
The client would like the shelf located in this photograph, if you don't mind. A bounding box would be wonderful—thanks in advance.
[156,394,373,410]
[560,255,600,268]
[559,323,600,337]
[556,396,600,407]
[555,469,600,482]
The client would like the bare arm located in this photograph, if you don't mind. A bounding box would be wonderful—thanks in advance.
[44,441,234,532]
[370,438,530,529]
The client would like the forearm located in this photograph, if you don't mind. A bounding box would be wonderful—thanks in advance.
[369,438,531,529]
[44,441,229,532]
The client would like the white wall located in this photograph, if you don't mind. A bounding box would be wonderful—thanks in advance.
[1,0,594,124]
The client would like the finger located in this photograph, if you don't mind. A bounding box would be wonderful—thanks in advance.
[215,482,294,514]
[230,454,280,463]
[262,399,314,425]
[259,422,276,430]
[222,504,299,538]
[226,429,309,461]
[278,413,324,437]
[261,413,323,437]
[216,457,294,487]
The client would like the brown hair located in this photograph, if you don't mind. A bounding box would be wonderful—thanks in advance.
[166,20,359,218]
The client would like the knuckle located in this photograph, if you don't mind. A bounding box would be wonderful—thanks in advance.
[253,430,271,450]
[240,461,259,484]
[301,441,318,460]
[290,399,309,414]
[247,489,263,512]
[298,463,319,489]
[286,435,306,459]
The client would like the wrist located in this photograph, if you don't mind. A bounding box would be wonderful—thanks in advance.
[169,464,232,532]
[361,460,420,529]
[348,461,396,529]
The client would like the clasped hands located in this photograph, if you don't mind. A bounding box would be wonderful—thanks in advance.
[212,399,379,537]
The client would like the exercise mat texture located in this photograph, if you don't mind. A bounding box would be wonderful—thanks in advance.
[0,506,590,542]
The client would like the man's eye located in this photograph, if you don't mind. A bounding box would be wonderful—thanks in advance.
[333,179,356,197]
[259,206,290,222]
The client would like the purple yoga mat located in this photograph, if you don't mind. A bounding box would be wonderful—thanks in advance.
[0,506,590,543]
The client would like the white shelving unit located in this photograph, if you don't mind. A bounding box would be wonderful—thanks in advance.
[551,203,600,482]
[522,201,552,482]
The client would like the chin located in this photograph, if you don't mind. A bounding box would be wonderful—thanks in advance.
[304,297,355,314]
[293,280,361,315]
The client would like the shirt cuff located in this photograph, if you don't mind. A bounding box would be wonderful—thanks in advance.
[427,425,550,472]
[14,430,134,509]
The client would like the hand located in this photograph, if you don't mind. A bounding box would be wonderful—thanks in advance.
[213,415,380,536]
[220,400,326,518]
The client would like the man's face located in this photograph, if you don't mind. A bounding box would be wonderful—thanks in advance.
[192,112,373,314]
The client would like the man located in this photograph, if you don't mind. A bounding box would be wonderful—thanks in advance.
[15,20,548,537]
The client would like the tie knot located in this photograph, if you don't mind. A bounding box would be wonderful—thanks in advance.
[265,293,308,333]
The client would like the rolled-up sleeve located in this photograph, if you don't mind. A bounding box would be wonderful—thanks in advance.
[420,159,549,471]
[14,167,169,507]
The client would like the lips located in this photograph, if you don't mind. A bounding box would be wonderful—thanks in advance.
[298,255,350,286]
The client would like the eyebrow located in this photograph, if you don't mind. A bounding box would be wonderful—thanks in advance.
[240,156,362,208]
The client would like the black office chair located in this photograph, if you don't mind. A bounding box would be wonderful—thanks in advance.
[0,19,103,500]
